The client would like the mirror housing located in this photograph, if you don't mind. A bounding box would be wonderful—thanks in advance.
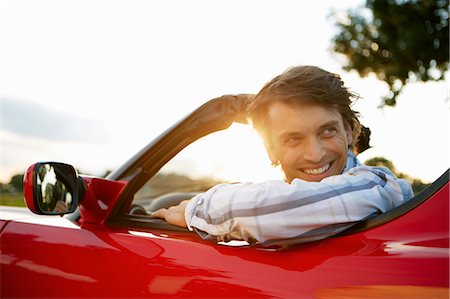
[24,162,128,223]
[24,162,85,215]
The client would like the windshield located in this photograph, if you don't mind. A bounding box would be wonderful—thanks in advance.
[132,123,284,210]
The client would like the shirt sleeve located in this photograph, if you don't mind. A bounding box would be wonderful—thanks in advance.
[184,165,414,246]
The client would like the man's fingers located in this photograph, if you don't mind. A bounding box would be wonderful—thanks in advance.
[150,204,188,227]
[151,208,167,219]
[220,93,255,100]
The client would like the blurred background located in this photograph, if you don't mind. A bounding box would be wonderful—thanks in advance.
[1,0,448,205]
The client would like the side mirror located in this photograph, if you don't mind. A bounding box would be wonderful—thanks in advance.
[23,162,85,215]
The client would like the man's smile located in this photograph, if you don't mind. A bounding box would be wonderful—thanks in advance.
[301,162,331,175]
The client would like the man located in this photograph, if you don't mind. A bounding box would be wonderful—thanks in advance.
[152,66,414,246]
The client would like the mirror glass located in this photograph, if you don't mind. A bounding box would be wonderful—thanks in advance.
[35,163,77,214]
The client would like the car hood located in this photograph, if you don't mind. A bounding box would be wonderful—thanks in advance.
[0,206,81,231]
[0,206,49,221]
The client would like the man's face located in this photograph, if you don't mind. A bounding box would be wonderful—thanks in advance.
[265,101,352,183]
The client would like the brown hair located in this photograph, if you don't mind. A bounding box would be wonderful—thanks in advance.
[247,65,361,149]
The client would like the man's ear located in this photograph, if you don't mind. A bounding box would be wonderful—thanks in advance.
[263,138,279,165]
[346,127,353,146]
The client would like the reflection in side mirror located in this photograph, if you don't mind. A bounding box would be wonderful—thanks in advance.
[24,162,84,215]
[36,163,74,214]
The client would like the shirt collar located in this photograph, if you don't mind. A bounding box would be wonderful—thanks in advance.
[342,149,361,173]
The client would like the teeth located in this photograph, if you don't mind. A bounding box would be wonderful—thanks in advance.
[303,164,330,175]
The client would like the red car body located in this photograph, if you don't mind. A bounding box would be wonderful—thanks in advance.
[1,96,449,298]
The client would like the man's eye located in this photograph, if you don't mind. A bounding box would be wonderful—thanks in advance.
[322,127,337,137]
[285,137,301,145]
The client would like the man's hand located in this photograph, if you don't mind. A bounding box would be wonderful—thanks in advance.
[218,94,255,124]
[151,200,190,228]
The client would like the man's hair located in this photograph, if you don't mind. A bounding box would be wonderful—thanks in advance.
[247,65,362,149]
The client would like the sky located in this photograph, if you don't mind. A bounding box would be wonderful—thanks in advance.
[1,0,449,184]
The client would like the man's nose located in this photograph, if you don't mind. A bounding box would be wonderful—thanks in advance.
[302,138,326,163]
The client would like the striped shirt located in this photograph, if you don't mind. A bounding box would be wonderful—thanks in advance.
[184,150,414,246]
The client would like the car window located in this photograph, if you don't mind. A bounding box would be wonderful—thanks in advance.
[129,123,284,215]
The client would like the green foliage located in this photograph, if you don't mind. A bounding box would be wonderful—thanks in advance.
[9,174,24,192]
[331,0,449,106]
[365,157,396,172]
[409,178,431,194]
[0,193,26,207]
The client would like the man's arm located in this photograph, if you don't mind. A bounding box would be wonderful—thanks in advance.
[153,166,413,246]
[186,166,412,245]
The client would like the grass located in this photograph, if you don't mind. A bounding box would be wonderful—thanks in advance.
[0,193,26,207]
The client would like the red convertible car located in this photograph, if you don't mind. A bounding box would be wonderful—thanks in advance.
[1,96,449,298]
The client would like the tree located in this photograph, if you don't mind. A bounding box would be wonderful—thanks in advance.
[9,174,24,192]
[364,157,396,173]
[331,0,449,106]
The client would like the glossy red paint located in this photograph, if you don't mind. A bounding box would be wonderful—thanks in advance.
[23,163,38,213]
[1,183,448,298]
[0,220,7,233]
[78,177,128,225]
